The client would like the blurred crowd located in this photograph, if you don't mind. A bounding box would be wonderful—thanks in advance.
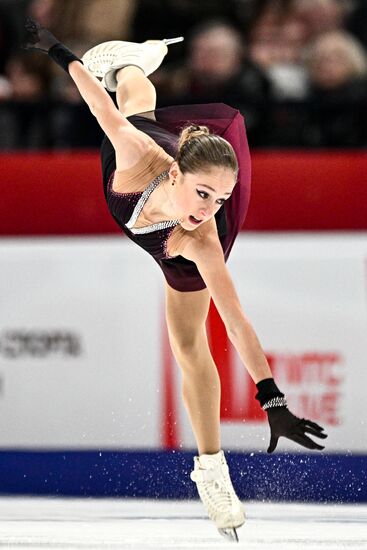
[0,0,366,149]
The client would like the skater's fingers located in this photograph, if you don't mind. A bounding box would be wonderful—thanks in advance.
[298,419,328,439]
[303,425,328,439]
[289,433,325,451]
[303,419,326,433]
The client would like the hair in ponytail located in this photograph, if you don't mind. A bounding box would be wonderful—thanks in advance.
[176,124,238,177]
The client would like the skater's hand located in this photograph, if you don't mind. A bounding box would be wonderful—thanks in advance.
[266,406,328,453]
[23,18,60,53]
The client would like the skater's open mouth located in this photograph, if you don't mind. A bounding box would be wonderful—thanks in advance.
[189,215,203,225]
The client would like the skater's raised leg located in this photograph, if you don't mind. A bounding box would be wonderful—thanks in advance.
[115,66,156,118]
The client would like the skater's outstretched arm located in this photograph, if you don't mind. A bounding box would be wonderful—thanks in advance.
[181,229,328,453]
[183,230,272,383]
[67,61,151,168]
[23,19,151,170]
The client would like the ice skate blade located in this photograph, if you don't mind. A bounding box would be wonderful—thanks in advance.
[218,527,239,543]
[163,37,184,45]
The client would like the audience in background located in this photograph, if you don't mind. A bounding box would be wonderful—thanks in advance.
[304,30,367,95]
[153,21,272,145]
[5,51,51,101]
[267,30,367,147]
[246,0,354,99]
[0,51,52,149]
[0,0,366,149]
[27,0,136,44]
[291,0,348,40]
[130,0,242,59]
[301,30,367,147]
[248,1,309,99]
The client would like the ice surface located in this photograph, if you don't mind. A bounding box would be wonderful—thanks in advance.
[0,498,365,549]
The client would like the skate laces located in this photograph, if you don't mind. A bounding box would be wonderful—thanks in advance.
[190,454,240,518]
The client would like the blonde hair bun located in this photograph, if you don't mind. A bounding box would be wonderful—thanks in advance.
[176,124,238,178]
[178,125,210,150]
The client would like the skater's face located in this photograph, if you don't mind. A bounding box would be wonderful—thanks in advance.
[170,163,236,231]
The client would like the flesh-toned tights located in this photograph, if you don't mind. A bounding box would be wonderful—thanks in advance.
[116,66,221,455]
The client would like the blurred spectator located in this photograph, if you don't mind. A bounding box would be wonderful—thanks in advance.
[153,20,272,146]
[5,51,52,101]
[301,30,367,147]
[237,0,294,35]
[268,30,367,147]
[27,0,137,44]
[304,30,367,95]
[291,0,348,41]
[248,1,309,99]
[250,10,306,69]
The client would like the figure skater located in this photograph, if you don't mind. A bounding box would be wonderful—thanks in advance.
[24,19,327,543]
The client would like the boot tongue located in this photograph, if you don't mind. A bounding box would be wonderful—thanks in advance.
[198,450,223,469]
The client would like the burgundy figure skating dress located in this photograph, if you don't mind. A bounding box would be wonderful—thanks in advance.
[100,103,251,292]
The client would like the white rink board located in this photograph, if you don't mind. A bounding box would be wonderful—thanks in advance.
[0,234,366,452]
[0,238,164,448]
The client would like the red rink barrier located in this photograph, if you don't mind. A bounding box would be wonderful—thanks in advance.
[0,150,366,235]
[245,150,367,230]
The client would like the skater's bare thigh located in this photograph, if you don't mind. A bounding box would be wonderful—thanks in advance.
[116,66,157,118]
[165,284,211,353]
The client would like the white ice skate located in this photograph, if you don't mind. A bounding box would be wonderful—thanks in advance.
[190,450,245,542]
[82,36,183,92]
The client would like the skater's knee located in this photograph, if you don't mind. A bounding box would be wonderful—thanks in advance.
[116,67,156,115]
[169,328,203,359]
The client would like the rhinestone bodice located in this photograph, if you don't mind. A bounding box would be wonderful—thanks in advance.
[106,170,181,260]
[125,171,181,235]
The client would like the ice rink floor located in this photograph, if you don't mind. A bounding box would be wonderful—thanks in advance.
[0,497,366,550]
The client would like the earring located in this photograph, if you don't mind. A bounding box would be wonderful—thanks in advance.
[172,179,176,186]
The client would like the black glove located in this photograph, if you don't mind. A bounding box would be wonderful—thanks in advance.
[23,17,60,53]
[266,406,327,453]
[23,18,82,73]
[256,378,328,453]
